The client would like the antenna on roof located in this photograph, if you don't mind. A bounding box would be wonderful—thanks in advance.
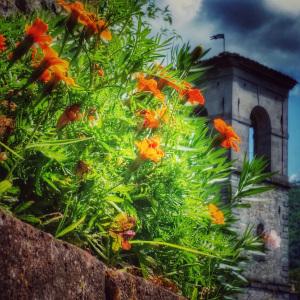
[210,33,225,52]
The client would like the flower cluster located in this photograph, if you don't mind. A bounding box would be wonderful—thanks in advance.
[134,68,207,163]
[134,65,241,166]
[0,12,111,133]
[208,203,225,225]
[58,0,112,41]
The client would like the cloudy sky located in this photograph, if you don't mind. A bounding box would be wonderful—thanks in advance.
[156,0,300,182]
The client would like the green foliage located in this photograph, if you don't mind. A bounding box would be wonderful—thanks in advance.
[232,156,274,205]
[0,1,271,299]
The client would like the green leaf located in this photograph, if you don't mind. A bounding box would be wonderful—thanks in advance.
[0,180,12,194]
[14,201,34,214]
[19,215,41,224]
[104,195,124,203]
[130,240,220,258]
[25,137,93,149]
[191,283,198,300]
[55,216,86,238]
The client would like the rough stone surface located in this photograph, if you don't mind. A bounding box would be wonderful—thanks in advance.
[105,270,185,300]
[231,174,289,285]
[237,287,291,300]
[0,210,106,300]
[0,0,56,16]
[0,210,185,300]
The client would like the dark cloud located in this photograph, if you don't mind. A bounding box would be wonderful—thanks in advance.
[204,0,272,32]
[201,0,300,76]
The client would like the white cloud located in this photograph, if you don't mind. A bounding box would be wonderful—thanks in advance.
[151,0,217,55]
[289,173,300,182]
[156,0,216,48]
[290,84,300,97]
[264,0,300,15]
[162,0,203,25]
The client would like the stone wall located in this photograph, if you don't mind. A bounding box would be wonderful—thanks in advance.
[0,210,185,300]
[238,284,291,300]
[0,0,56,16]
[231,174,289,285]
[231,174,294,300]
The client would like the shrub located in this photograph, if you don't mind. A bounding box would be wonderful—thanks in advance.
[0,1,272,298]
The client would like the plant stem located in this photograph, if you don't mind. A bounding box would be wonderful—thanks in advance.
[130,240,220,258]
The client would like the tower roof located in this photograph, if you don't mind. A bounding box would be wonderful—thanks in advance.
[203,52,297,90]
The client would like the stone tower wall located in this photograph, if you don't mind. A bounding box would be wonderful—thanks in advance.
[231,174,289,285]
[230,68,289,179]
[200,53,296,299]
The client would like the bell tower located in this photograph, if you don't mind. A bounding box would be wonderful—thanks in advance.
[200,52,296,299]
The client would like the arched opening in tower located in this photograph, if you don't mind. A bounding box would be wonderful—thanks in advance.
[249,106,272,172]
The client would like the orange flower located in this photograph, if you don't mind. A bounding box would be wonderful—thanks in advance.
[39,47,68,71]
[94,64,104,77]
[0,34,6,52]
[50,61,76,87]
[9,18,52,63]
[56,104,82,129]
[83,14,112,41]
[208,204,225,225]
[179,82,205,105]
[136,73,164,101]
[135,137,164,163]
[39,69,52,83]
[25,18,52,45]
[97,68,104,77]
[213,118,240,152]
[109,213,136,252]
[31,47,76,87]
[110,213,136,232]
[57,0,89,31]
[138,106,167,129]
[58,0,112,41]
[157,77,181,91]
[154,65,182,91]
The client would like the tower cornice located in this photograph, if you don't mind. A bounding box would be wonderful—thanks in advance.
[202,52,297,91]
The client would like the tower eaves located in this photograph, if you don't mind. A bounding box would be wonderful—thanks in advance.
[202,52,297,90]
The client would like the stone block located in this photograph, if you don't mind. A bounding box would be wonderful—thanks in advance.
[105,270,185,300]
[0,210,106,300]
[0,211,185,300]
